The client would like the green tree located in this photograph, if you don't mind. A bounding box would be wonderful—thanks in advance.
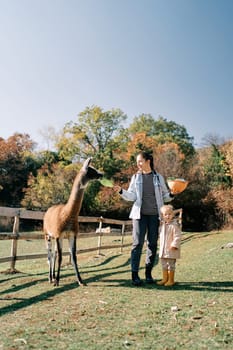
[204,144,232,188]
[128,114,156,135]
[56,105,128,177]
[36,150,60,169]
[129,115,195,159]
[22,161,103,215]
[22,163,77,210]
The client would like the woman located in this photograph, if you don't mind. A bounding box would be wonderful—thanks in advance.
[114,151,175,286]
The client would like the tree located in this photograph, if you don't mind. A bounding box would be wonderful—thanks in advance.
[22,163,77,210]
[56,105,127,157]
[129,115,195,159]
[22,161,103,215]
[222,140,233,178]
[128,114,156,135]
[0,133,37,206]
[201,133,226,148]
[21,105,129,212]
[56,105,128,177]
[154,142,185,178]
[202,140,233,228]
[182,141,233,231]
[38,125,59,150]
[204,144,232,188]
[124,132,158,165]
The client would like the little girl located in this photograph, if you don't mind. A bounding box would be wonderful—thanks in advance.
[157,204,182,286]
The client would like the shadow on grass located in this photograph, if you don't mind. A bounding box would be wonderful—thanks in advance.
[171,281,233,292]
[0,278,49,296]
[1,254,232,317]
[82,254,131,273]
[87,276,233,293]
[0,254,132,317]
[0,253,128,286]
[0,281,81,316]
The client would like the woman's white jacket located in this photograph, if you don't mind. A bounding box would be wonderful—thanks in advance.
[120,171,173,220]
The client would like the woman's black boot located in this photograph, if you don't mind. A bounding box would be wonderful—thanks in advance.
[132,271,143,286]
[145,265,154,284]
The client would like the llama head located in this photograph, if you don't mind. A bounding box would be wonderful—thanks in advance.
[80,157,103,188]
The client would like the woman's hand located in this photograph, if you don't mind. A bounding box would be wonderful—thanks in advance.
[113,185,122,193]
[170,189,180,195]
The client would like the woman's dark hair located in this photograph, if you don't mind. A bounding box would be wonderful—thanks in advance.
[137,151,154,171]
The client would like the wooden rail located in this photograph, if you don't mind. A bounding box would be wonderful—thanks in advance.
[0,206,132,273]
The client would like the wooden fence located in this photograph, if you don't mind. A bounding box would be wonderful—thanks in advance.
[0,206,132,273]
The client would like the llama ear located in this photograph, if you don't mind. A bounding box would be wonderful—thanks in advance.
[82,157,92,171]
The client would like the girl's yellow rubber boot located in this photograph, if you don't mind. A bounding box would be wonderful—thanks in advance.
[157,270,168,285]
[164,270,175,286]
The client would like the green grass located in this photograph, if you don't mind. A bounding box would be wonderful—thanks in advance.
[0,231,232,349]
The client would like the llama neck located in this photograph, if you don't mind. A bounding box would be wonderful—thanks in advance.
[65,171,87,216]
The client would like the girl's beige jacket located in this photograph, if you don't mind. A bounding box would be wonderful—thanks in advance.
[158,219,182,259]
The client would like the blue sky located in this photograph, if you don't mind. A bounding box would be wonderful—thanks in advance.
[1,0,233,149]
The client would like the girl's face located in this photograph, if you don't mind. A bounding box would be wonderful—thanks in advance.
[162,209,174,223]
[136,154,151,173]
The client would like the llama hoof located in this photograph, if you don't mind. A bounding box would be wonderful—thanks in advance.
[78,281,87,286]
[53,280,59,287]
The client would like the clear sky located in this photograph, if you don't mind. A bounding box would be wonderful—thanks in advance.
[1,0,233,149]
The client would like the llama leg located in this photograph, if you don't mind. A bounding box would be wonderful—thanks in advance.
[46,235,53,283]
[54,238,63,286]
[69,236,85,286]
[52,249,57,282]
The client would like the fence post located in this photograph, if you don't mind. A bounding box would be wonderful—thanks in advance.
[97,217,103,255]
[10,213,20,272]
[120,224,125,253]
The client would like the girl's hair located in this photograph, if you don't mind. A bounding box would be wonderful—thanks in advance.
[137,151,154,171]
[160,204,174,215]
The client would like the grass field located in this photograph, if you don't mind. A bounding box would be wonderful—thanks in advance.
[0,230,232,350]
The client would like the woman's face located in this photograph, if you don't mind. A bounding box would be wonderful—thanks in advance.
[136,154,151,172]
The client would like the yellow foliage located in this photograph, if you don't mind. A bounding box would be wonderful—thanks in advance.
[222,140,233,178]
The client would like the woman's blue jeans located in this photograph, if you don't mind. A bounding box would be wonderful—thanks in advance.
[131,214,159,273]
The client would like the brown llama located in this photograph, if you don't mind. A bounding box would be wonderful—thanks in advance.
[43,157,103,286]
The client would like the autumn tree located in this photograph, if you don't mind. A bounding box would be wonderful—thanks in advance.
[0,133,37,206]
[128,114,195,159]
[222,140,233,178]
[22,160,103,215]
[153,142,185,178]
[202,141,233,228]
[125,132,158,161]
[101,132,189,219]
[22,163,77,210]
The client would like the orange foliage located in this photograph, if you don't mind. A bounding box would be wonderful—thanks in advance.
[153,142,185,178]
[125,132,158,159]
[0,133,34,159]
[204,187,233,228]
